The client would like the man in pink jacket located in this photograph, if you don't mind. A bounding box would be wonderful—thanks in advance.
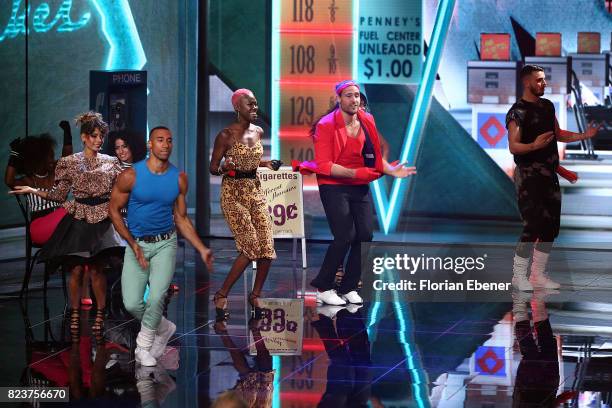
[294,80,416,306]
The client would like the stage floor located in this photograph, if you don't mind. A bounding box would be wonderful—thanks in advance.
[1,238,612,407]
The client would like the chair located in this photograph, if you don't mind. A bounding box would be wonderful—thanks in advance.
[15,195,67,302]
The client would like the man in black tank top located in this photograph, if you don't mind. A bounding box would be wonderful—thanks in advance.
[506,65,600,291]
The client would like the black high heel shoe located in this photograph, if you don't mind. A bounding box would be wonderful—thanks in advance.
[213,291,230,322]
[248,292,263,320]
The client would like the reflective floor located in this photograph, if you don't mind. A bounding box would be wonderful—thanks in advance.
[1,238,612,407]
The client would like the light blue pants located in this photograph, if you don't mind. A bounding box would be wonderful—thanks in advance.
[122,234,177,330]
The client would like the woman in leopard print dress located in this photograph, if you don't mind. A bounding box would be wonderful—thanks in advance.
[209,89,280,320]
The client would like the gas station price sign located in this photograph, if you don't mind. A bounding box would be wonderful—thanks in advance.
[357,0,423,84]
[272,0,356,169]
[272,0,422,169]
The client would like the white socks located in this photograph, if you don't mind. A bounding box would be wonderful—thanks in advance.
[136,325,156,350]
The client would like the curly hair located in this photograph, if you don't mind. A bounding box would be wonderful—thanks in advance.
[20,133,57,176]
[75,111,109,137]
[107,130,147,162]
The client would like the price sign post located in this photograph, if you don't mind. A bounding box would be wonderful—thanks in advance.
[246,167,308,298]
[272,0,357,188]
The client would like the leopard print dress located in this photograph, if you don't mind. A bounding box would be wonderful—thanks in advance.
[220,138,276,260]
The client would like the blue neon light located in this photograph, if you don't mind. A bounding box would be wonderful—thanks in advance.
[272,355,281,408]
[368,0,456,233]
[366,268,430,407]
[0,0,90,42]
[90,0,147,70]
[1,0,146,72]
[391,299,430,407]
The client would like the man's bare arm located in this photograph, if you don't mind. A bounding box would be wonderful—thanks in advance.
[555,118,601,143]
[508,121,554,155]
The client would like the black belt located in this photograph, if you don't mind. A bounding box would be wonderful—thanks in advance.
[136,229,175,243]
[226,170,257,179]
[75,196,110,206]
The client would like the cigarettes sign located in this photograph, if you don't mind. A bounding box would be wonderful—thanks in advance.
[258,167,305,238]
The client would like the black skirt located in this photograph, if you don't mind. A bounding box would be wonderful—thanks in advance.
[38,214,124,263]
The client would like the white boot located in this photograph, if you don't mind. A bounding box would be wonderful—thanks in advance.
[529,250,560,289]
[135,325,157,367]
[511,255,533,291]
[150,317,176,359]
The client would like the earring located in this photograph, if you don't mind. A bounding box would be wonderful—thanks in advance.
[236,110,240,121]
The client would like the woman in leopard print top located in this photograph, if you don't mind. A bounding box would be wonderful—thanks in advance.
[11,112,124,338]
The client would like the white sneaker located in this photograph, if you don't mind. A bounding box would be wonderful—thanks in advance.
[150,319,176,359]
[135,346,157,367]
[529,249,560,289]
[316,289,347,306]
[316,305,345,319]
[341,291,363,304]
[532,288,560,302]
[345,304,363,314]
[529,274,561,290]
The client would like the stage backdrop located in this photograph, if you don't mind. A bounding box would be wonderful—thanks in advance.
[0,0,198,227]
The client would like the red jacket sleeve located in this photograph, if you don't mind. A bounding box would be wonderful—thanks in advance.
[313,121,335,176]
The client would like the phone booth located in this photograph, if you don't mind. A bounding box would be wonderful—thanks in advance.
[89,70,148,161]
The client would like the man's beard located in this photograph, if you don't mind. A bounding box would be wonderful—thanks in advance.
[530,85,544,96]
[341,104,359,115]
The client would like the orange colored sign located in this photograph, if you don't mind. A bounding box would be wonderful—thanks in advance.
[480,33,511,61]
[536,32,562,57]
[578,32,600,54]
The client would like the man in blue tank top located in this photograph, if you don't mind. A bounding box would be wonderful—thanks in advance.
[109,126,213,366]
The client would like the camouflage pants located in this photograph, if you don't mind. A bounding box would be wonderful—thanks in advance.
[514,164,561,256]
